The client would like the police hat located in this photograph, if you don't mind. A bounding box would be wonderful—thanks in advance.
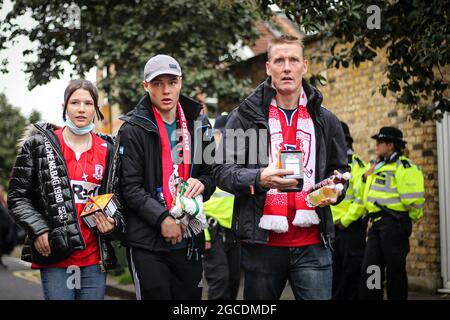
[340,121,353,144]
[371,126,406,146]
[213,113,229,133]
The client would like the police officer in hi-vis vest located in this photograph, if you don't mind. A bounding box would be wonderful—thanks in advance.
[203,114,240,300]
[331,121,367,300]
[353,127,425,300]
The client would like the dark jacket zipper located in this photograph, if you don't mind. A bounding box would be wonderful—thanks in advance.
[97,233,106,272]
[97,141,118,272]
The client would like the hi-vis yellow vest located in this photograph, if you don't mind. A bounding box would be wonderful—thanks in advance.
[347,155,425,223]
[203,188,234,241]
[331,154,366,226]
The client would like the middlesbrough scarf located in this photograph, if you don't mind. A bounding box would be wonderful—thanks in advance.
[259,88,320,233]
[152,102,191,210]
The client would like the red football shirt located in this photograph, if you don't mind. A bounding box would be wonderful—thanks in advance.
[267,107,320,247]
[32,128,107,269]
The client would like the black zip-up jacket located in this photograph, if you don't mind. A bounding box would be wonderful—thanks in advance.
[7,123,125,270]
[118,93,215,253]
[213,78,350,248]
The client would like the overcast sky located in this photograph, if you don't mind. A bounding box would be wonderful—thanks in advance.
[0,0,96,126]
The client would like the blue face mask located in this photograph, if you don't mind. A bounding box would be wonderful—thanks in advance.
[65,118,95,135]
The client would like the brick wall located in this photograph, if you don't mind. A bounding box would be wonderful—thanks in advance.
[306,39,441,292]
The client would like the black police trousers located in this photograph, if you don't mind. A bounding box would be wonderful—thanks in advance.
[359,213,412,300]
[203,227,241,300]
[332,218,366,300]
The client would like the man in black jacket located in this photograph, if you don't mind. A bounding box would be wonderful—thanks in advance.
[118,54,215,300]
[213,35,349,300]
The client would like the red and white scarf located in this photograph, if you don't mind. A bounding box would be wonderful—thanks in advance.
[259,89,319,233]
[152,102,191,210]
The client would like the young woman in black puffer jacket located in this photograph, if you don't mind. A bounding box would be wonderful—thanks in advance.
[8,79,124,300]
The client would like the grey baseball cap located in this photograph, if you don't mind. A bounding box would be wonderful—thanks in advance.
[143,54,182,82]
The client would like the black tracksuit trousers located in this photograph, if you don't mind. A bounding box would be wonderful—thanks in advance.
[127,246,203,300]
[203,228,241,300]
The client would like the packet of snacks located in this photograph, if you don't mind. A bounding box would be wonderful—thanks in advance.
[80,193,119,228]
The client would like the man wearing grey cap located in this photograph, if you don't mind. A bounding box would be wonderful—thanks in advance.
[117,54,215,300]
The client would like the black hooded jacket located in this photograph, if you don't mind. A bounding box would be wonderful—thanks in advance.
[117,93,215,253]
[213,78,350,248]
[7,123,125,269]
